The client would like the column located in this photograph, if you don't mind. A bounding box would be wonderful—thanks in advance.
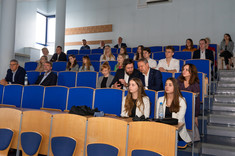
[55,0,66,51]
[0,0,17,79]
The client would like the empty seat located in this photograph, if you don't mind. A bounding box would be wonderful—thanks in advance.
[87,143,118,156]
[25,62,38,71]
[67,49,79,55]
[51,136,76,156]
[52,62,67,72]
[89,54,102,61]
[75,54,85,61]
[77,71,97,88]
[79,49,91,55]
[153,52,165,60]
[0,128,14,156]
[91,61,100,72]
[173,51,192,60]
[149,46,162,52]
[111,48,117,53]
[21,85,44,109]
[57,71,76,87]
[2,84,23,107]
[27,71,40,85]
[91,49,104,54]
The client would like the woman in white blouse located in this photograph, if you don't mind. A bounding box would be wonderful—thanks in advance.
[157,46,179,73]
[156,78,191,143]
[121,78,150,118]
[100,45,116,62]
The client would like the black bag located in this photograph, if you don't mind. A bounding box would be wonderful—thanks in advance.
[69,105,99,116]
[132,115,150,121]
[153,118,178,125]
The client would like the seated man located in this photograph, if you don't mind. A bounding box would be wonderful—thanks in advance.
[143,47,157,69]
[111,58,140,90]
[50,46,67,62]
[35,61,57,86]
[114,37,127,49]
[0,59,26,85]
[157,46,179,73]
[80,39,90,50]
[138,58,163,91]
[98,40,105,49]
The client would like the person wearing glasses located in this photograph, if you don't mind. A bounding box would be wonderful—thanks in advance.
[0,59,26,85]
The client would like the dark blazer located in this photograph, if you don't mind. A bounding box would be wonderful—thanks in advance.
[139,68,163,91]
[111,69,140,89]
[80,45,90,50]
[193,49,214,64]
[35,72,57,86]
[114,43,127,49]
[5,66,26,85]
[50,52,67,62]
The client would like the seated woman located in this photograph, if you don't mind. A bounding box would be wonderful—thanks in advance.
[121,78,150,118]
[157,46,179,73]
[219,33,234,70]
[79,55,94,71]
[177,63,200,141]
[156,78,191,143]
[66,54,79,71]
[35,56,47,72]
[100,45,116,62]
[119,47,129,59]
[182,38,197,52]
[134,45,144,60]
[96,62,114,88]
[114,54,125,72]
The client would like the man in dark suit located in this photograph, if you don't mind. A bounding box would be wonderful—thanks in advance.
[0,59,26,85]
[114,37,127,49]
[138,58,163,91]
[193,39,214,64]
[111,58,140,90]
[50,46,67,62]
[35,61,57,86]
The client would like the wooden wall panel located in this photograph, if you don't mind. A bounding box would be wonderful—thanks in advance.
[65,24,112,35]
[65,40,112,46]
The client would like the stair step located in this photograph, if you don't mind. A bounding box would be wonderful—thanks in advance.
[220,77,235,82]
[209,114,235,125]
[217,82,235,88]
[212,103,235,112]
[219,70,235,77]
[216,88,235,95]
[202,143,235,156]
[214,95,235,103]
[207,125,235,137]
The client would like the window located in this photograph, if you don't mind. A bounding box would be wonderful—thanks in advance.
[36,12,55,46]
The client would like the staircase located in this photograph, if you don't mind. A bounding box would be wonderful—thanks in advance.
[202,70,235,156]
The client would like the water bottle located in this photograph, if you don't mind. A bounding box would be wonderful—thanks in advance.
[24,74,28,86]
[159,102,164,119]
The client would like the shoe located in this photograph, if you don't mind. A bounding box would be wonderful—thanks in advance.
[231,63,234,68]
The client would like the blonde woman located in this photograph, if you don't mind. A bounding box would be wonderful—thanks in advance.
[100,45,116,61]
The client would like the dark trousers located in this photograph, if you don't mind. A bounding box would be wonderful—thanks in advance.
[220,51,233,65]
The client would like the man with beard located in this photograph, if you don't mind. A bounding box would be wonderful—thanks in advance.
[111,58,140,90]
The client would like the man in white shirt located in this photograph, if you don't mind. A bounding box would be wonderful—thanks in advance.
[157,46,179,73]
[143,47,157,69]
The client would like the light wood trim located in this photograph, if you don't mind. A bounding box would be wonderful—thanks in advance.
[128,122,176,156]
[0,108,21,149]
[50,114,87,156]
[0,128,14,156]
[0,104,16,107]
[65,40,112,46]
[21,111,52,155]
[86,117,128,156]
[65,24,112,35]
[40,108,62,112]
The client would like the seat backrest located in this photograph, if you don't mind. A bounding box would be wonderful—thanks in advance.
[2,84,23,107]
[52,62,67,72]
[51,136,76,156]
[87,143,118,156]
[91,61,100,72]
[21,85,44,109]
[94,89,123,115]
[101,61,117,71]
[161,72,173,89]
[67,49,79,55]
[149,46,162,52]
[0,108,21,149]
[153,52,165,60]
[20,132,42,156]
[77,71,97,88]
[128,122,176,156]
[58,71,77,87]
[0,85,4,104]
[21,111,52,155]
[145,89,157,119]
[91,49,104,54]
[132,47,138,53]
[173,51,192,60]
[132,149,161,156]
[89,54,102,61]
[67,87,94,110]
[76,54,86,61]
[79,49,91,55]
[27,71,40,85]
[111,48,117,53]
[128,53,134,59]
[86,117,127,156]
[51,114,87,156]
[179,59,185,71]
[43,86,68,111]
[24,62,38,71]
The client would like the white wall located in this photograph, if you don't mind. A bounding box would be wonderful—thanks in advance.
[65,0,235,51]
